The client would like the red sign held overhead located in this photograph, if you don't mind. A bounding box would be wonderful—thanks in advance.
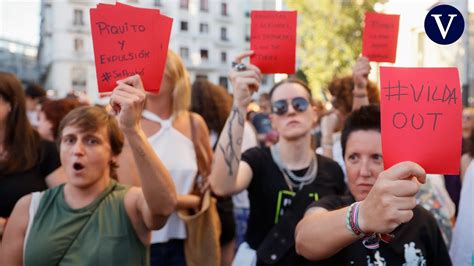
[380,67,462,174]
[250,10,297,74]
[362,12,400,63]
[90,3,172,93]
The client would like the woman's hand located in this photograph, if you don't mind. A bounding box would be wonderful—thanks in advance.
[109,74,147,132]
[358,161,426,234]
[229,51,263,109]
[352,56,371,95]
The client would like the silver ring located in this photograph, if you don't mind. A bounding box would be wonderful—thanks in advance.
[234,63,247,72]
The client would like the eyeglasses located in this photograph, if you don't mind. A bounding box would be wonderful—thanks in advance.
[271,97,309,116]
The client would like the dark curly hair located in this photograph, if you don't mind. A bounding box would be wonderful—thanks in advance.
[341,104,381,158]
[328,76,380,116]
[190,79,232,134]
[41,98,84,139]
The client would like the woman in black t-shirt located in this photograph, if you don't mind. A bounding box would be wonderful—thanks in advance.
[0,72,64,240]
[295,105,451,265]
[209,52,346,265]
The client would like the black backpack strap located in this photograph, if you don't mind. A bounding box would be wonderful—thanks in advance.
[256,175,318,265]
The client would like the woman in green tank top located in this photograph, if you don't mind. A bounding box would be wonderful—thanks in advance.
[0,75,177,266]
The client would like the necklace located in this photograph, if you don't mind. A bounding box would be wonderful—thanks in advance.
[270,144,318,192]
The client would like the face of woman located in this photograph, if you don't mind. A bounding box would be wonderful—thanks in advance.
[147,72,174,99]
[345,130,384,202]
[37,111,54,141]
[60,125,115,189]
[269,83,317,141]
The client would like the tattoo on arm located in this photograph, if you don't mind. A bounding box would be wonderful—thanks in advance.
[132,145,147,157]
[219,106,244,176]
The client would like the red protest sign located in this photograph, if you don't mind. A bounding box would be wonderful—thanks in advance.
[362,12,400,63]
[380,67,462,174]
[90,4,172,93]
[250,10,297,74]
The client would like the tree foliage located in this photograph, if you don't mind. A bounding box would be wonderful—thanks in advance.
[286,0,377,98]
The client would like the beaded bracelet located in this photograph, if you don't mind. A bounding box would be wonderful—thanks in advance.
[345,202,364,236]
[345,202,395,250]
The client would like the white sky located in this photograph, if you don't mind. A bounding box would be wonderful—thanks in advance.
[0,0,40,45]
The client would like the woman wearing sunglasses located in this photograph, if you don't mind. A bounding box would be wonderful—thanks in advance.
[209,52,346,266]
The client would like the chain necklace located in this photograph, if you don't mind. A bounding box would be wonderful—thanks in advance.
[270,144,318,192]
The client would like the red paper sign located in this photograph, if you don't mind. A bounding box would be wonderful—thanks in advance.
[362,12,400,63]
[380,67,462,174]
[90,3,172,93]
[250,10,297,74]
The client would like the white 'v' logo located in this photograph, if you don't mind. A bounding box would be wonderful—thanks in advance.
[430,14,457,39]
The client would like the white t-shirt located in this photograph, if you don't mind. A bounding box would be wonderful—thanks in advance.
[450,160,474,265]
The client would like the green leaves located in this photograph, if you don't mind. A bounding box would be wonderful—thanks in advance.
[286,0,377,98]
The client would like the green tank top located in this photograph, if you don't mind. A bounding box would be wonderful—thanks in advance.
[24,180,149,266]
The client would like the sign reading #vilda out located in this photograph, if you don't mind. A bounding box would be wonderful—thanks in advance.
[380,67,462,175]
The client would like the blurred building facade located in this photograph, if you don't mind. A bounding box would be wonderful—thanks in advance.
[0,38,40,83]
[38,0,277,101]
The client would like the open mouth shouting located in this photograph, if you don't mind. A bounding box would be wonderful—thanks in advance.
[72,162,85,174]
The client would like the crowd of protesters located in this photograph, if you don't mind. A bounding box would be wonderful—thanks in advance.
[0,45,472,266]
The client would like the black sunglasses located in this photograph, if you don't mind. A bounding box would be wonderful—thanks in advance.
[271,97,309,116]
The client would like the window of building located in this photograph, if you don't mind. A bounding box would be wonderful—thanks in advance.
[200,49,209,60]
[196,74,208,80]
[220,52,227,63]
[262,75,268,85]
[199,23,209,33]
[71,66,87,90]
[74,38,84,52]
[219,76,228,89]
[180,0,189,9]
[73,9,84,26]
[200,0,209,12]
[180,21,188,31]
[154,0,162,6]
[220,27,228,41]
[180,47,189,59]
[245,23,250,42]
[221,2,228,16]
[128,0,138,3]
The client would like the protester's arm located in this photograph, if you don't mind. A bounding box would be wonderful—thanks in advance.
[116,140,142,186]
[295,161,425,260]
[111,75,177,231]
[0,195,31,266]
[209,51,263,196]
[460,153,471,183]
[352,56,371,111]
[320,112,339,158]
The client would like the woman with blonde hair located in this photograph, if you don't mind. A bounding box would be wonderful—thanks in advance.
[117,50,213,265]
